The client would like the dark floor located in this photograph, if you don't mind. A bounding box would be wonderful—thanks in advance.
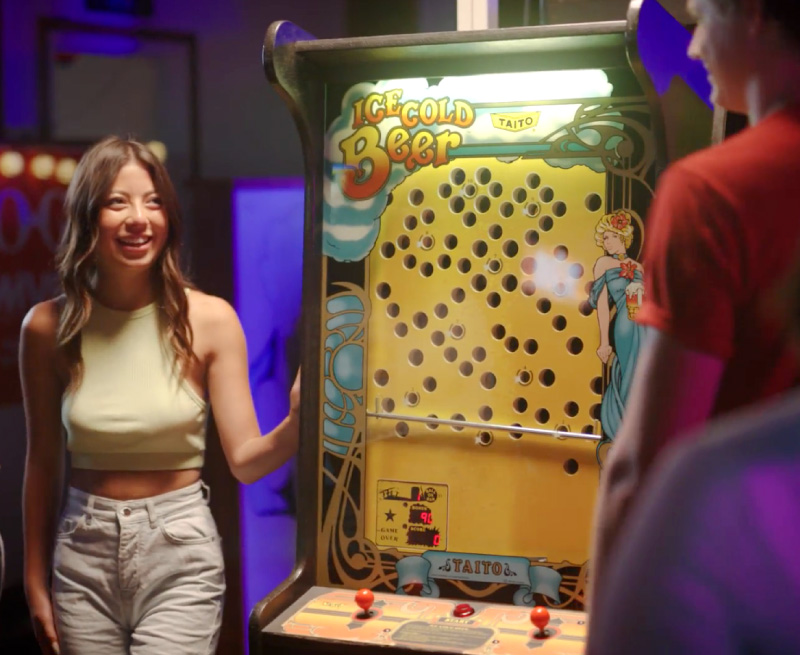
[0,585,39,653]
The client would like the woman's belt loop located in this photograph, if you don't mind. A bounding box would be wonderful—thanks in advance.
[145,499,158,529]
[200,481,211,505]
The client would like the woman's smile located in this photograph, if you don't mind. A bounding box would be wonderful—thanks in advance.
[117,234,154,256]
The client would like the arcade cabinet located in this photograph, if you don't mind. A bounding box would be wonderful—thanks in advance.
[251,1,712,652]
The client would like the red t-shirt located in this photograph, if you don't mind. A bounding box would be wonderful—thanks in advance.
[637,105,800,417]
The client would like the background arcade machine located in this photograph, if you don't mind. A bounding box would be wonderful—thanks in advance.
[251,1,712,652]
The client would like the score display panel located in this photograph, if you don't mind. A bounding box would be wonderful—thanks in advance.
[253,3,712,653]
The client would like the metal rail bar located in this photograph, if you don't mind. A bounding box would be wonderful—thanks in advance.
[366,411,602,442]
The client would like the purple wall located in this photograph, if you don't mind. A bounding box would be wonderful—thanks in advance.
[232,178,304,651]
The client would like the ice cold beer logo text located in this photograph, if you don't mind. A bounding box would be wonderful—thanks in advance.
[339,89,476,200]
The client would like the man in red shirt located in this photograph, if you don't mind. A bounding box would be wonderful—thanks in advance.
[588,0,800,612]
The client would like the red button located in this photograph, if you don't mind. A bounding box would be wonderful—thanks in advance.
[454,603,474,617]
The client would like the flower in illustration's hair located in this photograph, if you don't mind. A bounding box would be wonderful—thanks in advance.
[609,212,630,231]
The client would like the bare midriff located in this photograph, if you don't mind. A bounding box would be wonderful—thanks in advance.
[70,468,202,500]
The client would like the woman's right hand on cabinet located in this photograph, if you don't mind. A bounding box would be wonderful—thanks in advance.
[290,367,301,417]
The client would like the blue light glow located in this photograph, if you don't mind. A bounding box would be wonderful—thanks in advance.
[232,178,304,652]
[638,0,712,108]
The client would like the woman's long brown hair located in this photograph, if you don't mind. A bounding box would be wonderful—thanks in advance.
[56,136,196,387]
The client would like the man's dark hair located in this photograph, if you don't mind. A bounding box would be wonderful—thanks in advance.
[715,0,800,46]
[764,0,800,45]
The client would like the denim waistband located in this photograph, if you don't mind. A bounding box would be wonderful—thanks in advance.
[64,480,209,526]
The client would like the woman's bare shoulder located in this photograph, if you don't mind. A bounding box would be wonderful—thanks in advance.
[593,255,617,277]
[186,289,241,333]
[21,297,62,339]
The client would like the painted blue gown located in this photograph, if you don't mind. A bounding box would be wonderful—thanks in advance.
[589,266,646,440]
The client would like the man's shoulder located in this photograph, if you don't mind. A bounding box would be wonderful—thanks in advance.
[670,116,800,194]
[665,389,800,479]
[668,138,749,186]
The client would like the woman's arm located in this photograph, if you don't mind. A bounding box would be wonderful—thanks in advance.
[197,295,300,484]
[20,301,66,655]
[593,259,613,363]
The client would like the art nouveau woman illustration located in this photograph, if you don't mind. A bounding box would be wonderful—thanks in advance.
[588,210,646,449]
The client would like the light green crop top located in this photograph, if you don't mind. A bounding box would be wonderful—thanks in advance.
[61,298,208,471]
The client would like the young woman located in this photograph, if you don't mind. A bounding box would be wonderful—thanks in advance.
[20,136,301,655]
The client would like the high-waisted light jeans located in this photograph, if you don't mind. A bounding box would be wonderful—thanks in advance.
[52,480,225,655]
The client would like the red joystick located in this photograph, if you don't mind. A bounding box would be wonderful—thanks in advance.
[530,606,550,638]
[355,589,375,617]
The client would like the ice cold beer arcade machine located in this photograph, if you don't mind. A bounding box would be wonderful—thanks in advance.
[251,2,712,653]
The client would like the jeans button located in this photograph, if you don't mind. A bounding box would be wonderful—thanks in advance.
[122,507,131,517]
